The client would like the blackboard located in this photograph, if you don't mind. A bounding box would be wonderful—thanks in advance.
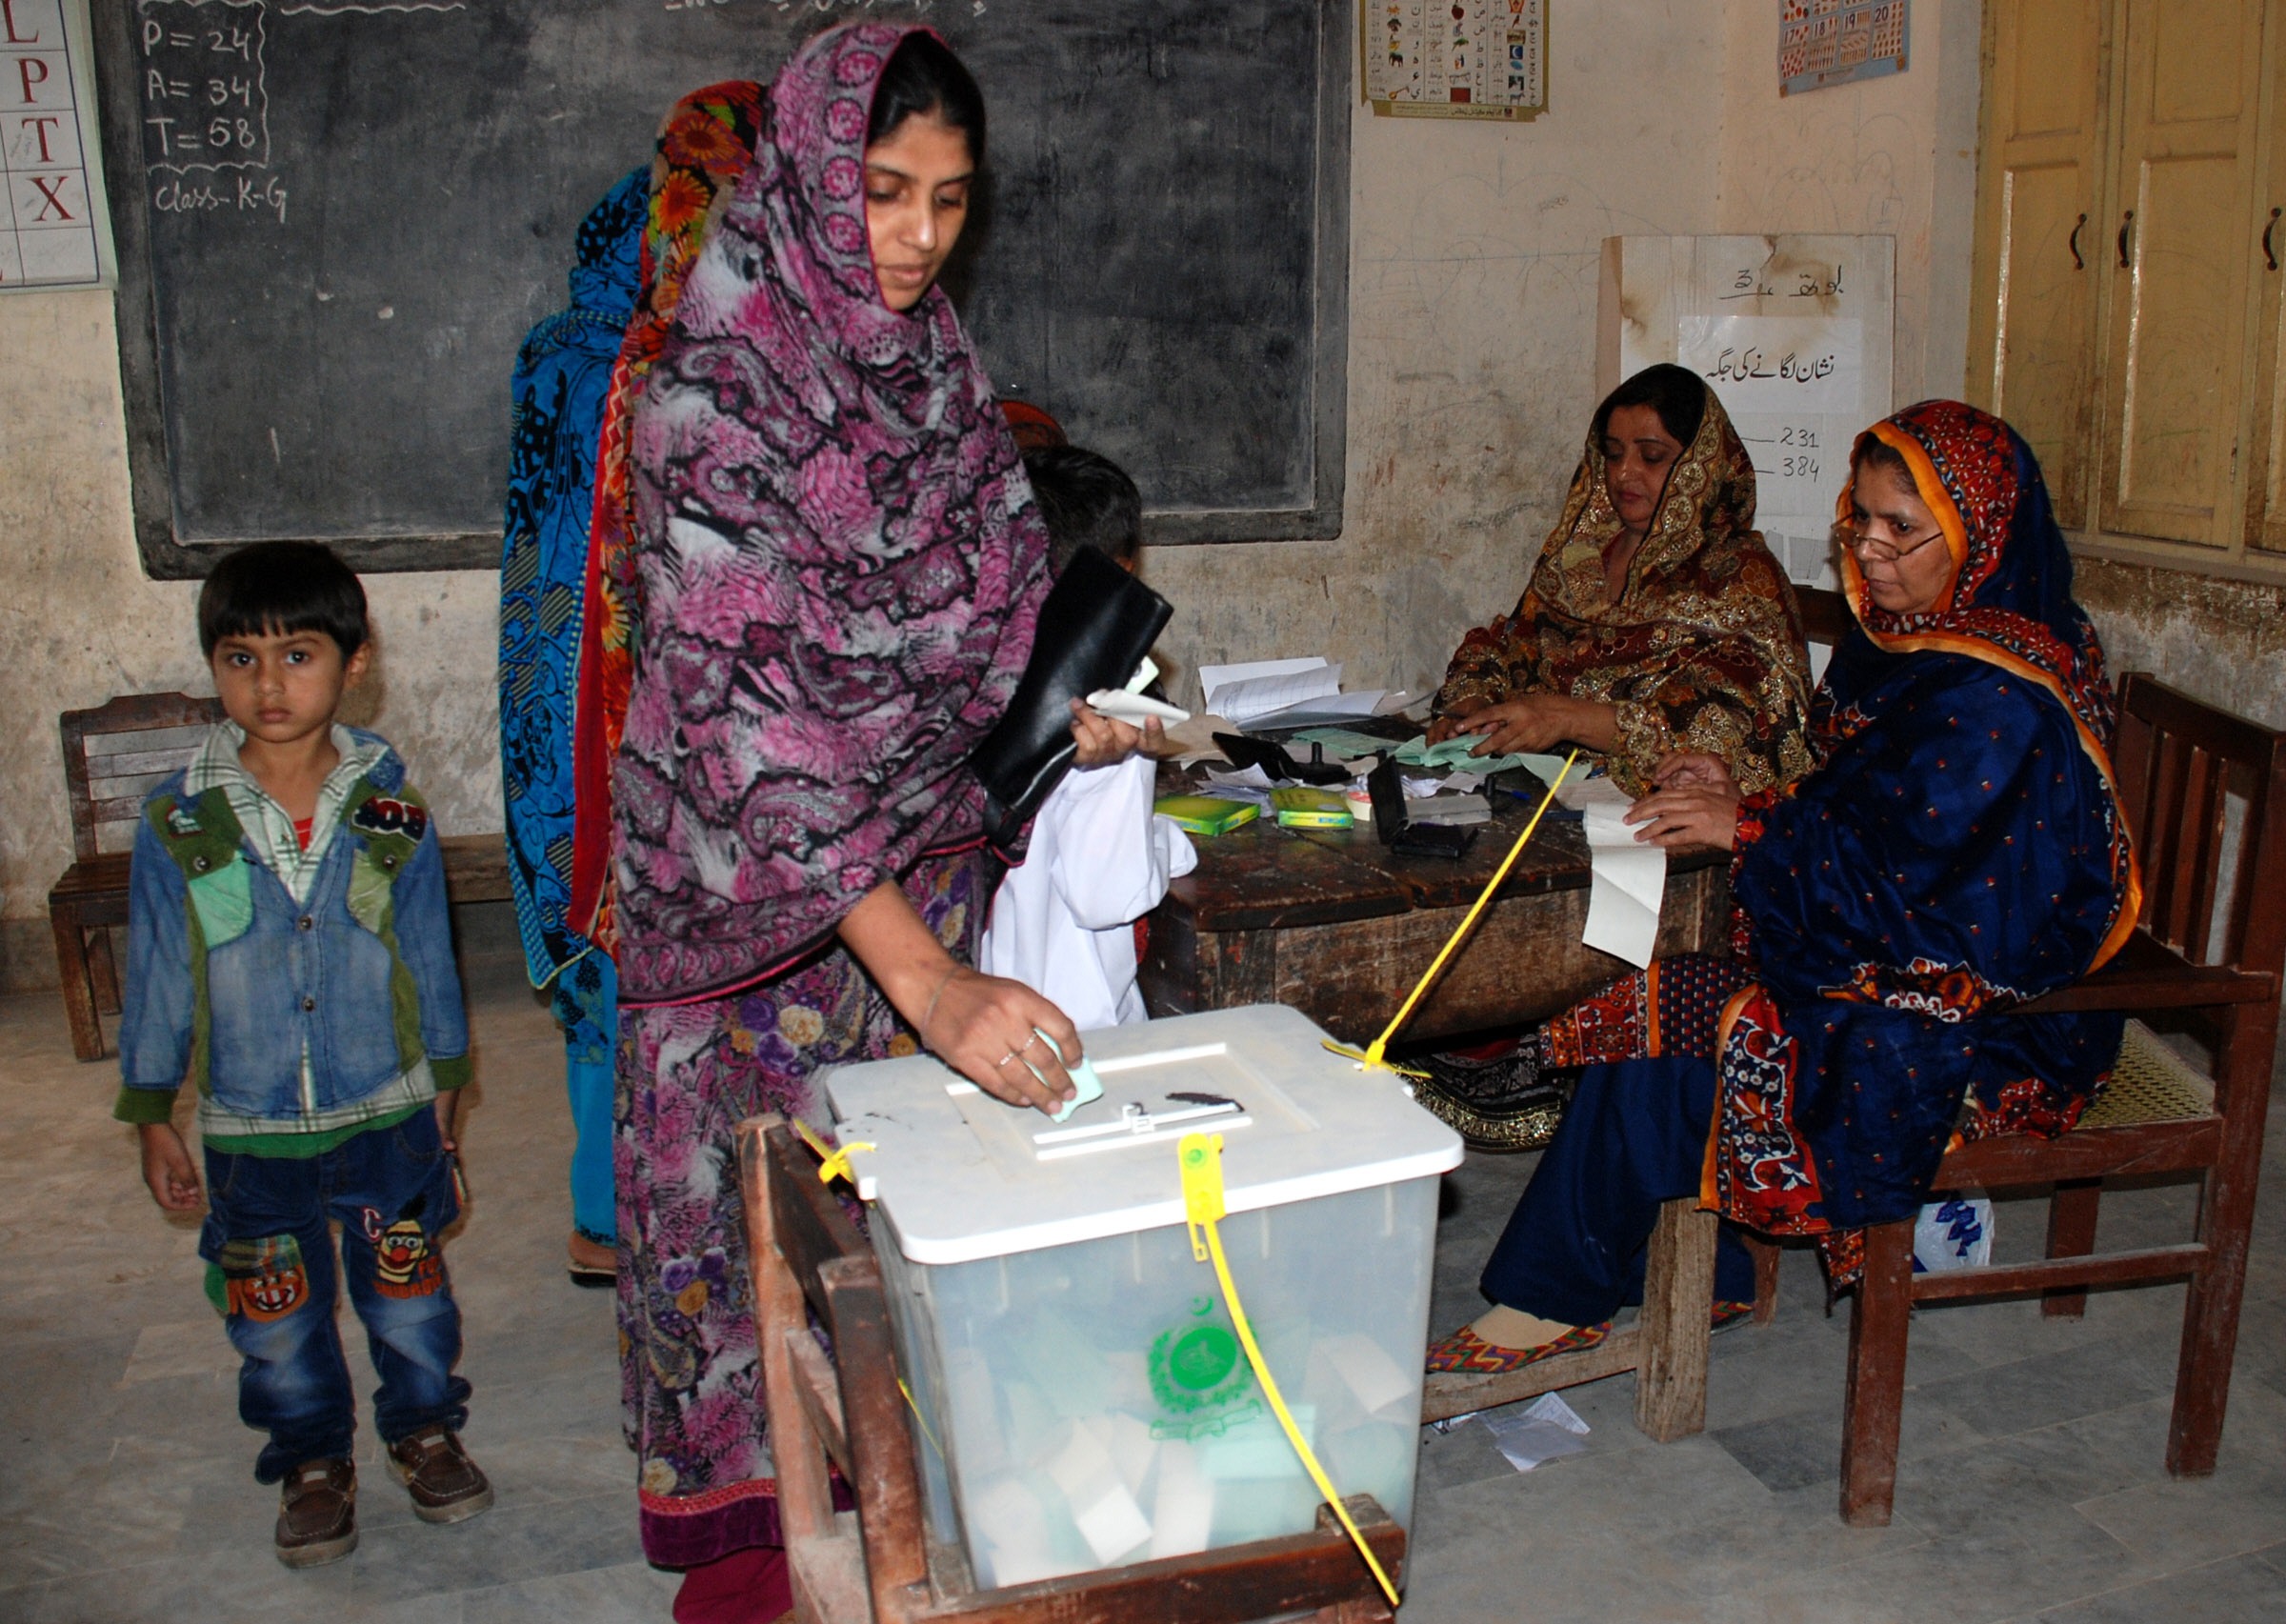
[92,0,1350,578]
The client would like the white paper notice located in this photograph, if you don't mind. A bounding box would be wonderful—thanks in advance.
[1196,658,1343,727]
[1678,316,1862,414]
[1560,776,1665,969]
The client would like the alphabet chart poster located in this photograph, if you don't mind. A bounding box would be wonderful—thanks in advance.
[0,0,112,287]
[1362,0,1547,122]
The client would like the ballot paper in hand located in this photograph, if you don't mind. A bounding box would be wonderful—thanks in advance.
[1559,776,1666,969]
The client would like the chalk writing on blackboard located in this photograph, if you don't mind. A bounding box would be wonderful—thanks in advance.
[136,0,269,170]
[278,2,466,14]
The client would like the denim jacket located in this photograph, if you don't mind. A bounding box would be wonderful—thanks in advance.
[113,741,471,1131]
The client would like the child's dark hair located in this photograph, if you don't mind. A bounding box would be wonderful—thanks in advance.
[1591,363,1709,451]
[197,540,370,660]
[1025,446,1142,575]
[869,31,986,164]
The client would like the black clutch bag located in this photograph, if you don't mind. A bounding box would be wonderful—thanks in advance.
[970,546,1173,849]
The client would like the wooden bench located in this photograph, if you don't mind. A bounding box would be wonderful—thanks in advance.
[48,692,511,1061]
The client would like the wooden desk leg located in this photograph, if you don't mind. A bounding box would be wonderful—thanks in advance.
[1634,1198,1715,1443]
[1747,1232,1781,1325]
[49,902,105,1062]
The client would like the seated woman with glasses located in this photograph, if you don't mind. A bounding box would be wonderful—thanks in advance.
[1426,364,1815,797]
[1429,400,2143,1374]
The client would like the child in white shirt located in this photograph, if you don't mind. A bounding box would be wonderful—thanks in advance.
[981,448,1196,1031]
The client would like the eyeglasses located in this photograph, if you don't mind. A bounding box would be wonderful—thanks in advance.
[1842,525,1947,565]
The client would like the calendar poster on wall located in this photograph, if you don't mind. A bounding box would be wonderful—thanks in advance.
[1779,0,1909,97]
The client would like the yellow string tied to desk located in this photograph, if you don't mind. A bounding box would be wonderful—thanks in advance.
[1323,748,1578,1079]
[1178,1132,1401,1610]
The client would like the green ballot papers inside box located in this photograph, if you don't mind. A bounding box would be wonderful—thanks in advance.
[822,1005,1463,1589]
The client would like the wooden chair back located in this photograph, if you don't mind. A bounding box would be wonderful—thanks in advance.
[2111,672,2286,978]
[1840,673,2286,1526]
[738,1115,1405,1624]
[1794,584,1852,651]
[59,692,225,862]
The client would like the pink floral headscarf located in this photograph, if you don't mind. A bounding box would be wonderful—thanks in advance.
[613,21,1050,1004]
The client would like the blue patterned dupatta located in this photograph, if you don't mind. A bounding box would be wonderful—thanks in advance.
[498,169,647,992]
[1707,401,2141,1261]
[1542,403,2142,1283]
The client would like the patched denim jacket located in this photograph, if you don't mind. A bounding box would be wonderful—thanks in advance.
[114,748,471,1124]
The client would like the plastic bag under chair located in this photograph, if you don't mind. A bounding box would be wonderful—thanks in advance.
[1912,1196,1994,1273]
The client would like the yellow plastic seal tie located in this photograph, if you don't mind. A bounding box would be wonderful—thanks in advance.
[791,1117,874,1190]
[1324,749,1577,1078]
[1175,1133,1401,1609]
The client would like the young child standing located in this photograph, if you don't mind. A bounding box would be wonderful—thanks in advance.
[980,448,1195,1030]
[116,541,491,1568]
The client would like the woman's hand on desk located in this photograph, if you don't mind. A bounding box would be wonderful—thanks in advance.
[1450,694,1619,757]
[1070,699,1163,767]
[1628,753,1742,849]
[1425,698,1487,746]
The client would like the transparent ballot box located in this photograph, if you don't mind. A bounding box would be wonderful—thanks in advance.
[822,1004,1463,1589]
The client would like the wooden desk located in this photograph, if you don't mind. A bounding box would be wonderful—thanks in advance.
[1137,784,1730,1046]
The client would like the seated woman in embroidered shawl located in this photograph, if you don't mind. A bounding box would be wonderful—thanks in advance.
[1428,400,2142,1374]
[1426,363,1814,796]
[599,26,1145,1613]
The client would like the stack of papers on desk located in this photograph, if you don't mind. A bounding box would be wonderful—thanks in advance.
[1197,657,1386,729]
[1289,728,1570,787]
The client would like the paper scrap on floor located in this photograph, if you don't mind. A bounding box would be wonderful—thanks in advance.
[1481,1392,1590,1473]
[1559,774,1665,969]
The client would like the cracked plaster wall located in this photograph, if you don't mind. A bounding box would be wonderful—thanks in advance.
[7,0,2278,991]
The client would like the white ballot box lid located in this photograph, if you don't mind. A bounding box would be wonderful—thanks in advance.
[823,1004,1464,1266]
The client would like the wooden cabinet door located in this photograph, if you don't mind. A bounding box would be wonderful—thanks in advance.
[1969,0,2111,528]
[2243,2,2286,553]
[2099,0,2269,547]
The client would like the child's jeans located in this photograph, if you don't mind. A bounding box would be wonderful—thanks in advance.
[199,1106,472,1483]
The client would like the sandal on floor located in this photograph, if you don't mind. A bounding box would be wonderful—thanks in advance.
[567,1233,616,1288]
[1425,1320,1609,1375]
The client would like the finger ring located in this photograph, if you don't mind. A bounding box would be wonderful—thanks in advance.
[995,1052,1018,1068]
[1020,1031,1043,1053]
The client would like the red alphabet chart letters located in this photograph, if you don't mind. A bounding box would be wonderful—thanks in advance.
[0,0,112,288]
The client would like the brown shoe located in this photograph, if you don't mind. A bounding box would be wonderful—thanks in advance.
[386,1425,494,1524]
[275,1457,357,1569]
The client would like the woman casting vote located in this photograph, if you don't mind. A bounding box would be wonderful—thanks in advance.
[1427,363,1814,796]
[600,25,1140,1613]
[1431,400,2141,1374]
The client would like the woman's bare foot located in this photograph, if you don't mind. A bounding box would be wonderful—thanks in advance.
[1470,1303,1579,1351]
